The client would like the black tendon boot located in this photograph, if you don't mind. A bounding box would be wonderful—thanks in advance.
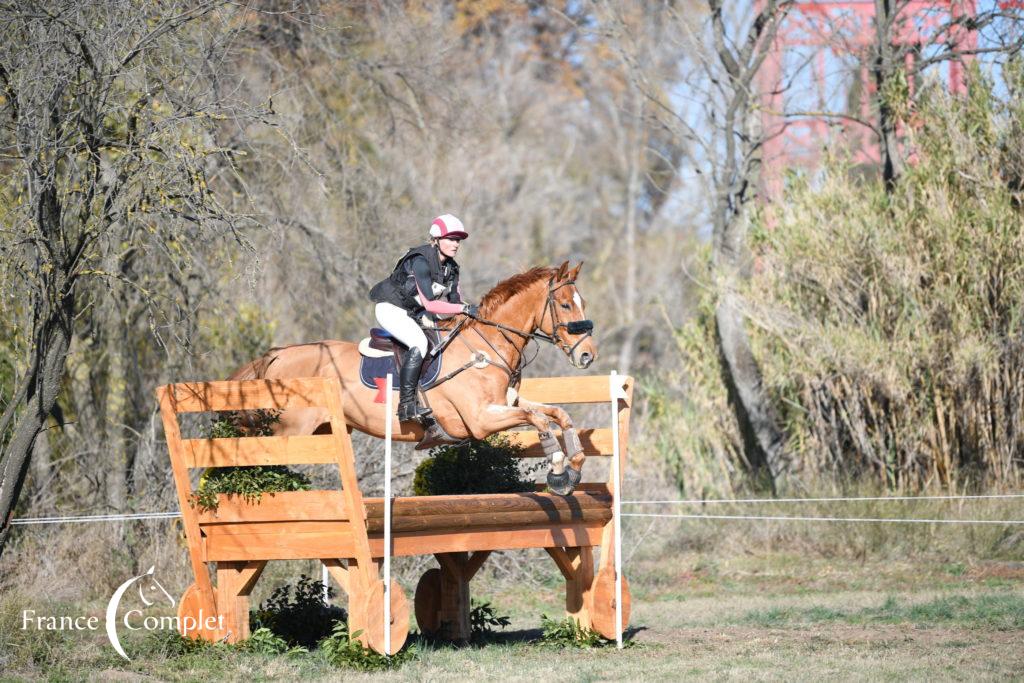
[397,347,432,423]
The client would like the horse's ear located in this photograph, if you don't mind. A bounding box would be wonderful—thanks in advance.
[569,261,584,279]
[556,261,569,280]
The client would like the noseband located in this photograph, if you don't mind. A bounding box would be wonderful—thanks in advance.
[537,277,594,364]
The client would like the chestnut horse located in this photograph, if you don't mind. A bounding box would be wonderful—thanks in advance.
[229,261,598,494]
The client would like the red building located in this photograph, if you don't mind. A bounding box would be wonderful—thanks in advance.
[759,1,980,199]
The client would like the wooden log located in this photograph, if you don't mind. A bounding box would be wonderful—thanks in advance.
[363,491,612,519]
[373,522,604,557]
[364,507,611,534]
[177,583,219,641]
[200,490,611,526]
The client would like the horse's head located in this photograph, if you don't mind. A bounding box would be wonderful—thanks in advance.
[541,261,597,369]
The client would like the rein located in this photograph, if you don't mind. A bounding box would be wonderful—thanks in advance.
[427,278,593,387]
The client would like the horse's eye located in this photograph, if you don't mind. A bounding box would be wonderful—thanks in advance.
[560,303,571,310]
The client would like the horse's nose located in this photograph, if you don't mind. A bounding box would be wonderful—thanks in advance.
[579,352,593,368]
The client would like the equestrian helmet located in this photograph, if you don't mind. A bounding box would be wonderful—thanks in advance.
[429,214,469,240]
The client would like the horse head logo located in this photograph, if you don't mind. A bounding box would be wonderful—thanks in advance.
[136,568,175,608]
[105,566,175,661]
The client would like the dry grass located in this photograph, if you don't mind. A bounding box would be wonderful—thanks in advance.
[660,77,1024,497]
[2,499,1023,680]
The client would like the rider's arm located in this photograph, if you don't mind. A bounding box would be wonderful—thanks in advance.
[410,256,465,315]
[448,272,464,304]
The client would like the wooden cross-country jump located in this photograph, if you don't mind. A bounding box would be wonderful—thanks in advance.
[157,373,632,653]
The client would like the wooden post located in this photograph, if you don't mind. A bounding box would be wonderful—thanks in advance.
[546,546,595,628]
[215,560,266,642]
[157,387,218,628]
[567,547,595,627]
[436,552,471,642]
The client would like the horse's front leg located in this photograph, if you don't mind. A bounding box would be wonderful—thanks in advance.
[465,404,576,495]
[516,398,586,488]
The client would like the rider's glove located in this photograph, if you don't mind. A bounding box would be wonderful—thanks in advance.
[462,303,480,318]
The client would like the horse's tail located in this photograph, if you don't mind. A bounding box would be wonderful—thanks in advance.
[227,348,281,381]
[227,358,261,381]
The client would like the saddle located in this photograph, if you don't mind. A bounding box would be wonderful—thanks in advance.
[357,326,458,450]
[356,327,444,394]
[357,327,441,359]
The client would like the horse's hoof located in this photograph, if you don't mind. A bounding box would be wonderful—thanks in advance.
[566,467,582,488]
[547,470,575,496]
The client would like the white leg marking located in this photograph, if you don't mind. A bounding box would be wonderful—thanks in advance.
[551,449,566,474]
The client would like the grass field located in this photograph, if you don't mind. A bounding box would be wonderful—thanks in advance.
[3,542,1023,682]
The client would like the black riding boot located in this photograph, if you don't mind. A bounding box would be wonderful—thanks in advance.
[397,348,432,423]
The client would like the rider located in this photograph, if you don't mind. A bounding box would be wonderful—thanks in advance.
[368,214,480,423]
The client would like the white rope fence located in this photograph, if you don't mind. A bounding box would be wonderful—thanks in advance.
[623,493,1024,505]
[14,508,1022,527]
[622,512,1024,525]
[11,512,181,525]
[11,492,1024,527]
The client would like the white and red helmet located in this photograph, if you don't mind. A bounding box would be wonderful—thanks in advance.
[429,214,469,240]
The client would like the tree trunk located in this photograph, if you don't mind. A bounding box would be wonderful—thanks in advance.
[104,317,129,513]
[874,0,902,192]
[715,290,785,488]
[0,295,75,558]
[0,170,76,559]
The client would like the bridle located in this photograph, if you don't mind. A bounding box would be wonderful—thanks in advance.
[535,276,595,365]
[428,277,594,386]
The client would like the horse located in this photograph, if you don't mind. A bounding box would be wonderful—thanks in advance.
[228,261,598,494]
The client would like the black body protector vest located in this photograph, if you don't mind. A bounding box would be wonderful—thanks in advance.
[369,244,461,319]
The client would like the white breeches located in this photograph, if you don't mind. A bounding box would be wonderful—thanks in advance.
[375,302,428,355]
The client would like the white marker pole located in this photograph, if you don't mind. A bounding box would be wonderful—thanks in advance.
[384,372,394,656]
[610,370,624,649]
[322,563,329,605]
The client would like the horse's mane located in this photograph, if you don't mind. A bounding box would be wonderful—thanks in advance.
[476,266,556,320]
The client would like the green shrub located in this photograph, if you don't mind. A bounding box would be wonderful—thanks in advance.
[239,627,308,657]
[537,615,624,648]
[208,409,281,438]
[250,576,346,650]
[413,434,540,496]
[192,466,312,512]
[470,599,511,640]
[318,622,417,670]
[191,409,312,512]
[137,630,226,658]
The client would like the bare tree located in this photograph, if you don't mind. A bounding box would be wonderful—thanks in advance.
[0,1,272,557]
[870,1,1024,190]
[651,1,794,488]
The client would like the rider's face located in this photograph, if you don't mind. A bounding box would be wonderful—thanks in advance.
[437,237,462,259]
